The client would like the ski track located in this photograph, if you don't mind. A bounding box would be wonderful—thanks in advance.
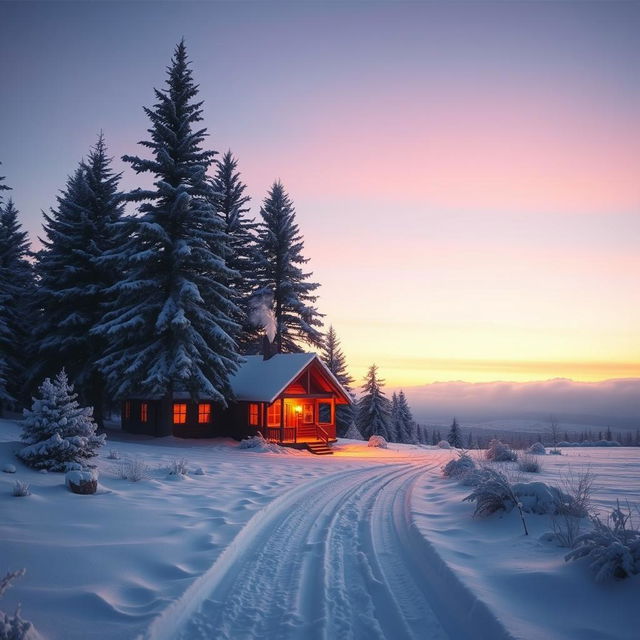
[156,458,452,640]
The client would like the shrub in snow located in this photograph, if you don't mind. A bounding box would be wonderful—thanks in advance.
[106,449,120,460]
[17,370,105,471]
[239,433,287,453]
[0,569,38,640]
[11,481,30,497]
[194,467,205,476]
[115,457,149,482]
[437,440,451,449]
[485,439,517,462]
[458,467,493,487]
[442,451,476,479]
[528,442,546,455]
[518,454,542,473]
[368,435,388,448]
[167,458,189,476]
[2,464,16,474]
[549,448,562,455]
[65,469,98,495]
[566,502,640,582]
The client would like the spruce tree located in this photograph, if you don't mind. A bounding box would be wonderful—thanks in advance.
[0,196,34,411]
[447,417,464,448]
[255,181,323,352]
[356,364,392,440]
[397,390,418,443]
[18,370,105,471]
[390,392,401,442]
[210,151,258,351]
[32,134,124,424]
[321,325,354,436]
[94,41,240,404]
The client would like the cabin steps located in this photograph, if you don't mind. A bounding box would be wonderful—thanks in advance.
[306,442,334,455]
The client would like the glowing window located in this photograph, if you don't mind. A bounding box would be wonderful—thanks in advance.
[249,403,259,426]
[267,402,281,427]
[198,403,211,424]
[303,404,313,424]
[124,401,131,419]
[173,403,187,424]
[140,402,148,423]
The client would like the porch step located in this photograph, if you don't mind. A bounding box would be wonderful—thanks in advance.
[307,442,334,455]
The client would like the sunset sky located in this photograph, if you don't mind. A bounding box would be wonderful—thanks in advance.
[1,1,639,388]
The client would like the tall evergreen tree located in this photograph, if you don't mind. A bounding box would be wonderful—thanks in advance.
[356,364,392,440]
[447,417,464,448]
[32,135,124,424]
[390,392,401,442]
[0,194,34,411]
[255,181,323,352]
[397,390,418,443]
[210,151,258,351]
[93,41,240,404]
[321,325,354,436]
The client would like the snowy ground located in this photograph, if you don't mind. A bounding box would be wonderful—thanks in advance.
[1,419,639,640]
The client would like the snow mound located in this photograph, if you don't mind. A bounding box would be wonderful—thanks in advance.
[528,442,546,455]
[442,453,476,478]
[367,435,388,448]
[2,464,16,474]
[437,440,451,449]
[65,469,97,487]
[239,434,291,454]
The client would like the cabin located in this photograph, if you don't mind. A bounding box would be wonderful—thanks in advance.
[120,353,351,451]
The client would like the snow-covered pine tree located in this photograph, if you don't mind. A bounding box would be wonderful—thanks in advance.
[255,181,323,352]
[447,417,464,448]
[18,370,106,471]
[321,325,354,437]
[32,134,124,425]
[209,150,259,352]
[397,390,418,444]
[390,392,401,442]
[93,41,240,405]
[0,195,34,412]
[356,364,392,440]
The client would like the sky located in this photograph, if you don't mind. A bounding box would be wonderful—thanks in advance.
[1,1,639,391]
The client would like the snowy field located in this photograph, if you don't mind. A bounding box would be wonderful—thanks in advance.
[1,418,639,640]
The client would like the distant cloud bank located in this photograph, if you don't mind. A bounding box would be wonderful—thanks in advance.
[400,378,640,425]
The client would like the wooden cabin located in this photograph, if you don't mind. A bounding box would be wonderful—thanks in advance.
[121,353,351,447]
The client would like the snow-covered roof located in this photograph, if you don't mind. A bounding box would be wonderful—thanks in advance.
[229,353,350,404]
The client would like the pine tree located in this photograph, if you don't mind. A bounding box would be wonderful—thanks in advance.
[32,134,124,424]
[93,41,240,404]
[447,417,464,448]
[255,181,323,352]
[356,364,392,440]
[466,430,474,449]
[321,325,354,436]
[390,392,401,442]
[606,426,613,441]
[396,390,418,443]
[210,151,258,351]
[17,370,106,471]
[0,195,34,412]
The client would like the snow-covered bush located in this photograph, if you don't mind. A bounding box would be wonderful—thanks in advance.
[17,370,105,471]
[115,457,149,482]
[549,448,562,455]
[65,469,98,494]
[368,435,388,448]
[518,454,542,473]
[0,569,38,640]
[458,467,493,487]
[442,451,476,478]
[106,449,120,460]
[437,440,451,449]
[528,442,546,455]
[11,481,30,497]
[485,439,517,462]
[2,464,16,474]
[194,467,205,476]
[511,482,575,516]
[239,433,286,453]
[167,458,188,476]
[566,502,640,582]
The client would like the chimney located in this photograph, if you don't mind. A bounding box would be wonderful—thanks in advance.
[262,335,277,360]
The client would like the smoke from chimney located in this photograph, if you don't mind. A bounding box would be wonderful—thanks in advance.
[248,290,277,344]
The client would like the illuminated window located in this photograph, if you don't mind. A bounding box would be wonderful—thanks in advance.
[140,402,148,423]
[303,404,313,423]
[124,401,131,419]
[249,403,259,426]
[198,403,211,424]
[267,402,281,427]
[173,403,187,424]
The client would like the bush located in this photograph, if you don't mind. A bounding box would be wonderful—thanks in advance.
[437,440,451,449]
[528,442,546,455]
[368,435,388,449]
[566,502,640,582]
[115,457,149,482]
[11,481,31,497]
[107,449,120,460]
[65,469,98,494]
[485,439,517,462]
[518,454,542,473]
[0,569,38,640]
[167,458,189,476]
[442,452,476,478]
[549,448,562,455]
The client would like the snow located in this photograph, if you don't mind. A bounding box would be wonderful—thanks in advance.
[1,418,639,640]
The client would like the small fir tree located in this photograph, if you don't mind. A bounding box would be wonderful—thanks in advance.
[18,370,106,471]
[397,390,418,443]
[447,417,464,448]
[321,326,355,437]
[356,364,392,440]
[255,181,323,352]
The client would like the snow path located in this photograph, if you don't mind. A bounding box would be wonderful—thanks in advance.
[143,461,453,640]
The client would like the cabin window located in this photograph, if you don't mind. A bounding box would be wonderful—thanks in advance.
[124,401,131,419]
[249,403,259,426]
[140,402,148,423]
[303,404,313,424]
[267,402,281,427]
[198,403,211,424]
[318,402,332,424]
[173,403,187,425]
